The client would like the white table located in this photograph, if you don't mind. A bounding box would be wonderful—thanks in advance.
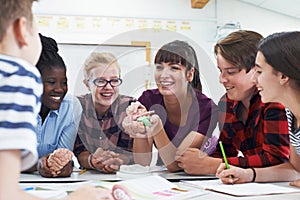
[20,170,300,200]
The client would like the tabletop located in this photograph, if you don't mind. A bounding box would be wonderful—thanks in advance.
[20,168,300,200]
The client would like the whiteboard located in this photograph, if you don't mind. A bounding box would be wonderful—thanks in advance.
[58,44,151,98]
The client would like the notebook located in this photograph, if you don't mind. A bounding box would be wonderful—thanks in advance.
[97,175,208,200]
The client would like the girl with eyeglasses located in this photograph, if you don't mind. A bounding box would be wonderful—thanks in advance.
[74,52,136,174]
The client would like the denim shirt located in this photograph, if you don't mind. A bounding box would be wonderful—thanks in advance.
[36,93,82,158]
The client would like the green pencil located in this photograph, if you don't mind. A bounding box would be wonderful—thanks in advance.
[219,141,233,182]
[219,141,230,169]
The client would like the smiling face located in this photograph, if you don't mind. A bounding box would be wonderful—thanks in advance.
[217,54,256,104]
[87,63,120,110]
[154,62,193,97]
[253,51,282,103]
[41,67,68,110]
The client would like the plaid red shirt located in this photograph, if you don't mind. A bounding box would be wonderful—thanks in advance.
[74,94,135,163]
[213,90,290,168]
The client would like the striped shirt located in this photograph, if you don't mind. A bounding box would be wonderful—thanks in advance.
[0,54,42,170]
[286,109,300,156]
[74,93,136,163]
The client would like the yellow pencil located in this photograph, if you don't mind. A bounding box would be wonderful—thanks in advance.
[79,168,87,175]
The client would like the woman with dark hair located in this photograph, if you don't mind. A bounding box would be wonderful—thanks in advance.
[30,34,82,177]
[217,31,300,187]
[123,40,218,172]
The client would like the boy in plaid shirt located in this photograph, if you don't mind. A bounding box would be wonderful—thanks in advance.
[176,30,289,175]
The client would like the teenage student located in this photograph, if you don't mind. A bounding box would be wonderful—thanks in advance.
[122,40,218,172]
[0,0,124,199]
[176,30,290,175]
[32,34,81,178]
[216,31,300,187]
[74,52,136,174]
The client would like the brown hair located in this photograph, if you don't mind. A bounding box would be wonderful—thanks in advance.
[155,40,202,93]
[0,0,38,42]
[214,30,263,72]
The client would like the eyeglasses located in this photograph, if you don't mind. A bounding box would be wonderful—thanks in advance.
[90,78,122,87]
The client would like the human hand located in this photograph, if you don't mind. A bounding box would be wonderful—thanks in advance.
[91,148,123,173]
[47,148,73,176]
[38,159,73,178]
[122,101,156,138]
[125,101,148,120]
[216,163,253,184]
[112,184,132,200]
[176,148,209,175]
[122,114,147,138]
[290,179,300,188]
[65,184,113,200]
[37,156,54,177]
[38,148,73,177]
[144,114,163,137]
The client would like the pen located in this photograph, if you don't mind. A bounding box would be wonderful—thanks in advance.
[219,141,234,183]
[23,187,35,191]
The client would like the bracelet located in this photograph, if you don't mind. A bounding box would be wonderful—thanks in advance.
[250,168,256,182]
[87,154,96,169]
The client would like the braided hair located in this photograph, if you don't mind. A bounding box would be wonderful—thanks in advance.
[36,33,66,74]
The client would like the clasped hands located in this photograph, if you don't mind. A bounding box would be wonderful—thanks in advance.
[38,148,73,177]
[122,101,162,138]
[89,148,123,173]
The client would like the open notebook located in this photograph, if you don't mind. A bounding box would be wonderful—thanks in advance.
[99,175,208,200]
[181,179,300,197]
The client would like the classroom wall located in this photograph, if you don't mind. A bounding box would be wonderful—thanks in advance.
[33,0,300,102]
[33,0,222,101]
[217,0,300,37]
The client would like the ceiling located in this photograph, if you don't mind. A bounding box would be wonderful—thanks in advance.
[237,0,300,19]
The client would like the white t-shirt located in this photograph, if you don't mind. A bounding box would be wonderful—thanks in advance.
[286,109,300,156]
[0,54,42,170]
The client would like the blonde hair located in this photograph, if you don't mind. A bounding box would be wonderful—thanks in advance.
[83,52,121,80]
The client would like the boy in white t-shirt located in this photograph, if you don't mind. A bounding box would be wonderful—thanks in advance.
[0,0,115,199]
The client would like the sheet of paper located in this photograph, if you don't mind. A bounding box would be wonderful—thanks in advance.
[159,171,217,181]
[20,181,92,192]
[181,179,300,196]
[26,190,68,198]
[20,170,120,182]
[20,172,87,183]
[74,169,121,181]
[97,175,208,200]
